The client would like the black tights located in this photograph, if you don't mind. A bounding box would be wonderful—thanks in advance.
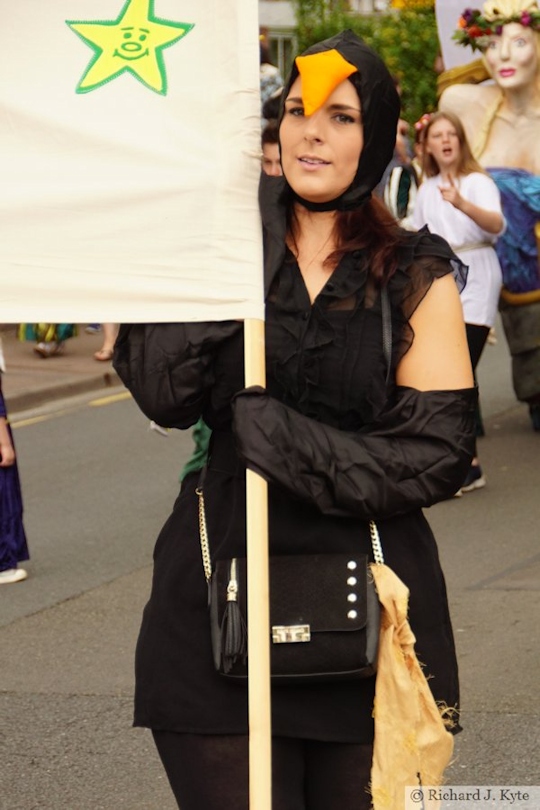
[153,731,374,810]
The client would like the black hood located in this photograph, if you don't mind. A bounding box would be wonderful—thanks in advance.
[278,29,400,212]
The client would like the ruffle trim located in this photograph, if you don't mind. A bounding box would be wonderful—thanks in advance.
[269,249,371,418]
[388,226,468,373]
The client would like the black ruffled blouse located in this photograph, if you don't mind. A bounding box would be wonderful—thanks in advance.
[265,236,467,431]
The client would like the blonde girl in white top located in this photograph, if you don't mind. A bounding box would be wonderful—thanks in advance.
[412,110,505,494]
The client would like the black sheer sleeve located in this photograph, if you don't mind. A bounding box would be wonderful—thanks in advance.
[232,385,477,519]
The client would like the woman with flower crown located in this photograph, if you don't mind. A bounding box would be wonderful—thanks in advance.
[440,0,540,429]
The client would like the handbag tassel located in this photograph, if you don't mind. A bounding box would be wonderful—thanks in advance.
[221,600,247,673]
[220,558,247,673]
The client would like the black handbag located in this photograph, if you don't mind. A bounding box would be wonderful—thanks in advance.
[197,487,384,684]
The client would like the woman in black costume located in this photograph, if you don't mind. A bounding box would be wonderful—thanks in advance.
[114,30,476,810]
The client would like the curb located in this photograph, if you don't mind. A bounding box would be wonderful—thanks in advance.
[8,370,122,414]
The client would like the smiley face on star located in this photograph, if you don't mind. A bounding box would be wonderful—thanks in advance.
[114,26,150,61]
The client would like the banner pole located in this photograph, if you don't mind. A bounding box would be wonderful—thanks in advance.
[244,317,271,810]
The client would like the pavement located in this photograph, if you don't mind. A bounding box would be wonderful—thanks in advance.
[1,325,123,413]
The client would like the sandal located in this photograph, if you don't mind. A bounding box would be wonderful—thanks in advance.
[94,348,114,362]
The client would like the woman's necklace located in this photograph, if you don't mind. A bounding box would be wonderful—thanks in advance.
[292,232,337,304]
[294,232,334,271]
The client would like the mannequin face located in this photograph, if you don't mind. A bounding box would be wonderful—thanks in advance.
[484,23,539,91]
[279,76,363,203]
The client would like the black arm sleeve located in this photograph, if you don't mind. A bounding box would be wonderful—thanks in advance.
[232,385,477,519]
[113,322,242,428]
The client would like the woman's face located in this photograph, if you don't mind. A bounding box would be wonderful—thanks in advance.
[484,23,539,91]
[261,142,282,177]
[279,76,363,204]
[425,117,461,174]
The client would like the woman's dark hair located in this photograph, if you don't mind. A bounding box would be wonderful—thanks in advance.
[287,196,406,288]
[331,198,406,286]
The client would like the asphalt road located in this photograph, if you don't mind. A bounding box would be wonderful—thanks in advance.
[1,330,539,809]
[1,392,188,810]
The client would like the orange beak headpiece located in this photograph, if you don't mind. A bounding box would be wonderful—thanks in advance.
[279,30,400,211]
[295,49,358,116]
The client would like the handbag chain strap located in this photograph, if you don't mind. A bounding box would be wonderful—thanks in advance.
[369,286,389,565]
[196,486,385,579]
[196,487,213,584]
[369,520,385,565]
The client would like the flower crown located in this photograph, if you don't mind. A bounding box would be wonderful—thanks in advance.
[453,6,540,51]
[414,113,432,132]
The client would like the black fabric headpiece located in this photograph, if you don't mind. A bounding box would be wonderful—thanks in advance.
[279,29,400,212]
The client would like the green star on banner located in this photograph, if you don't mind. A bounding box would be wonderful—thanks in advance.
[67,0,194,95]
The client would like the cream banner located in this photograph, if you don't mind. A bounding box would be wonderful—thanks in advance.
[0,0,264,323]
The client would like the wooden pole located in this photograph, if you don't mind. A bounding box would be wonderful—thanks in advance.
[243,317,271,810]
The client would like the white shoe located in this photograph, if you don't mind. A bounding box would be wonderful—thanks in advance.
[34,341,64,358]
[460,464,486,493]
[0,567,28,584]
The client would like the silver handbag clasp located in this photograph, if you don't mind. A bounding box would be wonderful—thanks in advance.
[272,624,311,644]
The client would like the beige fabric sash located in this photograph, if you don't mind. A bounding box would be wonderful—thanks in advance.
[451,241,492,252]
[369,563,455,810]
